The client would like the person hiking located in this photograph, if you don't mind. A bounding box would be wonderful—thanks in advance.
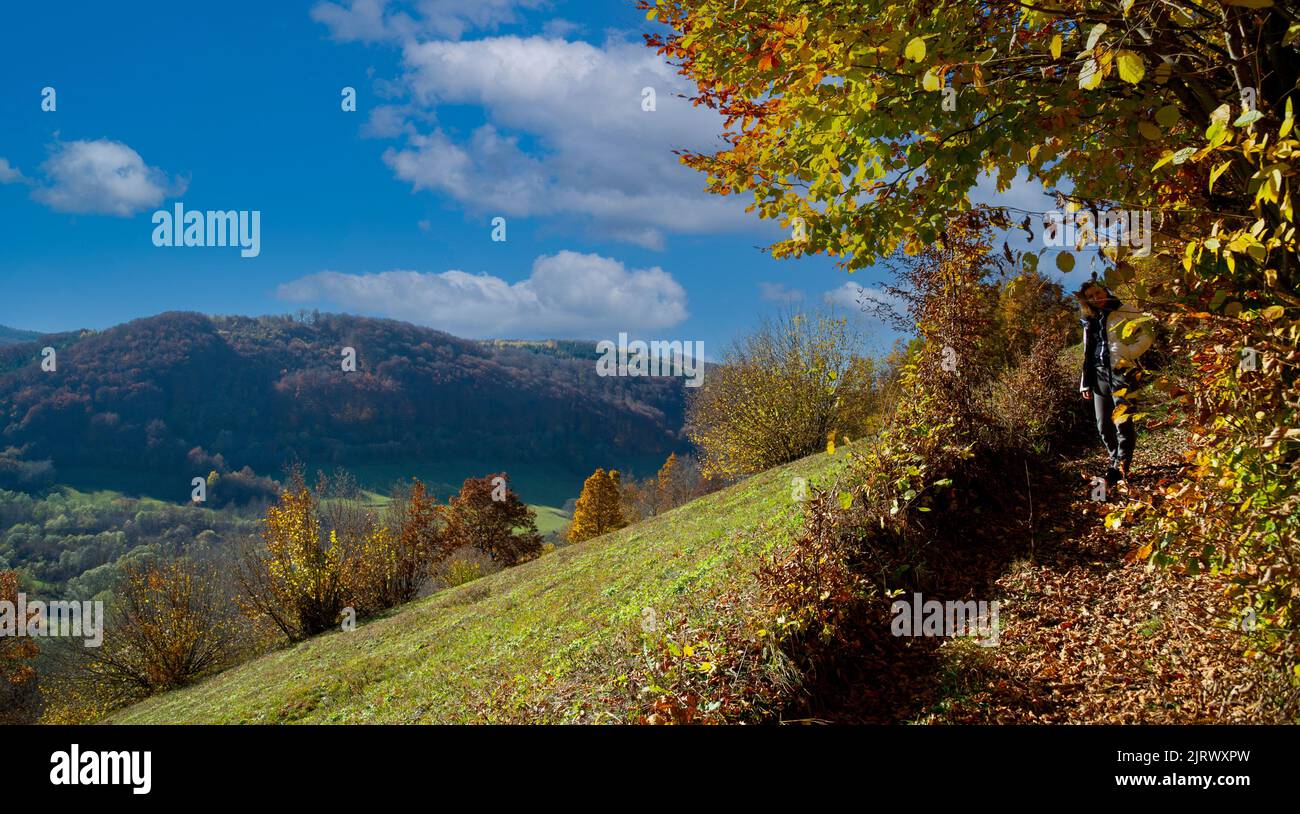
[1077,277,1153,486]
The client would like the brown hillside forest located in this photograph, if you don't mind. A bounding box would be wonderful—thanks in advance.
[0,312,690,490]
[3,0,1299,731]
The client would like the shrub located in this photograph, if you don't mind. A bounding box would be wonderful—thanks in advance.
[237,481,347,641]
[83,559,237,701]
[444,559,484,588]
[382,479,452,600]
[686,312,878,479]
[982,325,1077,455]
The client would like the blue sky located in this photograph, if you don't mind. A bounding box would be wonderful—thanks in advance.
[0,1,1059,354]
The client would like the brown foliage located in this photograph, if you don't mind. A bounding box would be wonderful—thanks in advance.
[443,474,543,566]
[85,559,237,703]
[383,479,453,600]
[620,453,716,522]
[0,570,40,723]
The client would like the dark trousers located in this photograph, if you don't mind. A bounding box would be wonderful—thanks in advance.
[1092,366,1135,469]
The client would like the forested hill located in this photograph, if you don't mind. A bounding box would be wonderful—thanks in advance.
[0,312,690,495]
[0,324,42,346]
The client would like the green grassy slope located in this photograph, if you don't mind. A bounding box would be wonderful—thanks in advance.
[112,450,844,724]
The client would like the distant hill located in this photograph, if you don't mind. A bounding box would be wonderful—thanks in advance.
[0,312,693,503]
[0,324,42,346]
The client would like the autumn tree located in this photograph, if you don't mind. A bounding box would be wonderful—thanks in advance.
[568,469,628,543]
[443,474,543,566]
[655,452,711,513]
[0,570,39,723]
[991,265,1078,369]
[85,559,237,701]
[382,479,453,601]
[656,453,681,513]
[618,473,656,524]
[237,480,347,641]
[686,312,877,479]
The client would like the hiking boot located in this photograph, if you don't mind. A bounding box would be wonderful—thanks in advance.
[1104,466,1121,486]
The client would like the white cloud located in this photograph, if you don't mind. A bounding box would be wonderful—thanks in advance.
[361,104,415,138]
[276,250,688,339]
[0,158,23,184]
[541,18,581,38]
[823,282,867,310]
[311,0,545,43]
[32,140,184,216]
[822,283,911,345]
[823,282,906,316]
[375,35,746,247]
[759,282,804,303]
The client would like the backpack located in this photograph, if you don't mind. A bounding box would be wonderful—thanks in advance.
[1106,302,1154,366]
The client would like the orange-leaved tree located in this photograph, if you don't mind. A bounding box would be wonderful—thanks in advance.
[568,469,628,543]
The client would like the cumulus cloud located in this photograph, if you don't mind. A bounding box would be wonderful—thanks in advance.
[824,282,906,317]
[823,282,868,310]
[32,140,184,216]
[369,35,747,247]
[759,282,804,303]
[276,250,688,339]
[311,0,545,43]
[0,158,24,184]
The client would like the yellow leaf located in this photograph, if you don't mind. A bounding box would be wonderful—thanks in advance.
[1209,160,1232,192]
[1116,50,1145,84]
[1126,543,1153,562]
[922,69,940,92]
[1049,34,1061,60]
[1138,121,1162,141]
[905,37,927,63]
